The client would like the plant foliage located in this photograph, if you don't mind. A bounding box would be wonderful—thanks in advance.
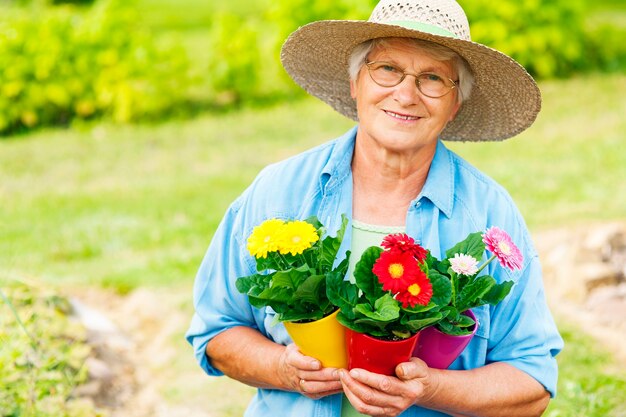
[426,232,515,335]
[327,246,449,340]
[0,0,193,135]
[0,281,102,416]
[236,215,350,322]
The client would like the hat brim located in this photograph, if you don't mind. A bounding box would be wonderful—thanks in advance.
[281,20,541,142]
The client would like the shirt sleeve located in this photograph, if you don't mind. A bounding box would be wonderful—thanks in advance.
[185,197,259,376]
[486,252,564,397]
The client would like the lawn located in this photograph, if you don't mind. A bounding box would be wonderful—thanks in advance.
[1,72,626,415]
[2,0,626,409]
[2,73,625,291]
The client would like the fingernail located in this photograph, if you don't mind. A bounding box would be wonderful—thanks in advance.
[350,369,360,378]
[332,369,339,378]
[310,360,320,369]
[338,370,345,379]
[398,365,406,377]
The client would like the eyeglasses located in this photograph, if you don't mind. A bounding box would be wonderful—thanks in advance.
[364,60,457,98]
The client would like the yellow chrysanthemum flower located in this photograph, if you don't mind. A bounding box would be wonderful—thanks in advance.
[247,219,285,259]
[277,220,319,256]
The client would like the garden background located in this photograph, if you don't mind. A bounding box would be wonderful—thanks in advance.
[1,0,625,415]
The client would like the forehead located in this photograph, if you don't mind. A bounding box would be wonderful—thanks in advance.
[368,38,455,74]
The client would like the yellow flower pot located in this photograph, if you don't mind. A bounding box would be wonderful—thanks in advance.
[283,309,347,369]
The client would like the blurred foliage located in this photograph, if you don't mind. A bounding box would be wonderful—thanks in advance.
[460,0,626,78]
[0,0,195,135]
[208,0,625,107]
[0,281,103,416]
[1,0,624,134]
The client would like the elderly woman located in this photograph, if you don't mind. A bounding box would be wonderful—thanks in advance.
[186,0,563,416]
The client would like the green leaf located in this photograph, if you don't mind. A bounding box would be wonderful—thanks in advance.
[437,319,474,336]
[456,275,496,312]
[428,269,452,306]
[402,313,443,332]
[293,274,326,305]
[353,293,399,323]
[354,246,385,304]
[455,314,476,328]
[319,214,349,272]
[445,232,485,261]
[271,268,308,290]
[401,302,436,314]
[479,280,514,306]
[255,252,284,272]
[235,273,269,294]
[326,272,359,318]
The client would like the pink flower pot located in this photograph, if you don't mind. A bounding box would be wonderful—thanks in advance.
[345,328,419,376]
[413,309,478,369]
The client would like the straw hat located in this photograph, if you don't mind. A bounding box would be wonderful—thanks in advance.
[280,0,541,142]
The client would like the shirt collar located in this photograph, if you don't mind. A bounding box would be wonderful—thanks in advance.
[319,126,357,193]
[319,128,454,218]
[418,140,455,218]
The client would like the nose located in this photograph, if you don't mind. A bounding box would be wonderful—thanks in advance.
[392,74,422,106]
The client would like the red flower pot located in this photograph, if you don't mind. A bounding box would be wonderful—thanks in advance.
[345,328,420,376]
[413,309,478,369]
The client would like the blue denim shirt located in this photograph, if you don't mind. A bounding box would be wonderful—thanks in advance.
[186,127,563,417]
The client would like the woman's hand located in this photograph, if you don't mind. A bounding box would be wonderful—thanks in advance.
[278,343,343,399]
[340,358,438,416]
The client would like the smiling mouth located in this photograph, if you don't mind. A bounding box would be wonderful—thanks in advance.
[384,110,420,121]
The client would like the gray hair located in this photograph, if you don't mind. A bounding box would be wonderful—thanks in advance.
[348,38,474,104]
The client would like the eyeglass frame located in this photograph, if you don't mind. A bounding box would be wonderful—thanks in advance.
[363,60,458,98]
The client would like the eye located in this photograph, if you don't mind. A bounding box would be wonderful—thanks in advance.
[378,63,401,73]
[422,73,444,82]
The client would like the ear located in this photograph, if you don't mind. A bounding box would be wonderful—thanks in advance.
[448,101,462,122]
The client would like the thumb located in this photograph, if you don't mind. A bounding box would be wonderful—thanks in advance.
[396,357,428,380]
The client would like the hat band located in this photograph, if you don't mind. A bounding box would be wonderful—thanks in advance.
[385,20,458,38]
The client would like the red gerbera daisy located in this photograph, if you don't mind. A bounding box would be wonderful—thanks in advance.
[381,233,428,262]
[372,250,421,293]
[395,272,433,307]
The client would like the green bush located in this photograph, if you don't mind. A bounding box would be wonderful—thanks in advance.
[0,282,102,417]
[460,0,626,78]
[0,0,193,135]
[205,0,625,109]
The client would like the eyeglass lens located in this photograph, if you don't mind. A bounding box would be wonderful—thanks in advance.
[367,62,454,98]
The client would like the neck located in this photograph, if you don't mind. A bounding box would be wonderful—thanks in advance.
[351,139,436,226]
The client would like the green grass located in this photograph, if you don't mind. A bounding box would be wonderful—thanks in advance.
[1,73,625,292]
[546,319,626,416]
[1,36,625,417]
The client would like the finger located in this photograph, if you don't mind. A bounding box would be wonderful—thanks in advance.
[300,378,343,395]
[349,368,399,395]
[299,367,341,382]
[343,369,409,409]
[341,372,396,416]
[284,344,321,371]
[395,357,428,380]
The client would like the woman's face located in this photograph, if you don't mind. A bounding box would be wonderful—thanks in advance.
[350,39,461,156]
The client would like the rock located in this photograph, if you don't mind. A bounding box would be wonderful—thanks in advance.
[580,262,621,292]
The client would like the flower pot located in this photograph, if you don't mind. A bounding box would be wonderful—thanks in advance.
[284,309,347,368]
[345,328,419,376]
[413,309,478,369]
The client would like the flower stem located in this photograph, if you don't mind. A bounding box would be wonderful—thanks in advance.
[475,254,496,275]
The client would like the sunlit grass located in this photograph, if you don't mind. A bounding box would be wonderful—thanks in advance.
[546,319,626,416]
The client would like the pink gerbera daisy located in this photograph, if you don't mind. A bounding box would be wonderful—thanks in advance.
[381,233,428,262]
[482,226,523,270]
